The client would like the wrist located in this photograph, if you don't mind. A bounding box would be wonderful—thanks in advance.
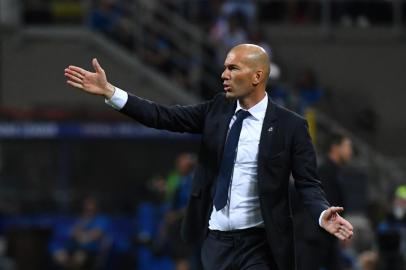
[104,83,115,100]
[319,209,327,227]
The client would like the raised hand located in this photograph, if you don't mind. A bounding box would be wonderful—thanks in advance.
[64,58,115,99]
[321,206,354,241]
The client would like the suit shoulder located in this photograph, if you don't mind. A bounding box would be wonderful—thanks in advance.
[273,102,306,124]
[211,92,229,103]
[209,92,236,108]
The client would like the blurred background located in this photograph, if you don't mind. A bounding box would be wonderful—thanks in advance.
[0,0,405,269]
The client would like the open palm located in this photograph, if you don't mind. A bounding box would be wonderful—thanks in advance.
[64,58,114,98]
[321,206,354,241]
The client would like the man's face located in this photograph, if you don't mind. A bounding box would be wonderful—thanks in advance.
[339,138,353,163]
[176,154,194,175]
[221,51,255,99]
[83,198,98,217]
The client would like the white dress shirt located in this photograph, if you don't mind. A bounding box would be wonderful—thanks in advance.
[208,94,268,231]
[105,87,326,229]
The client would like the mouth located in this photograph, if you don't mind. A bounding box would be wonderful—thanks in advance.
[223,84,231,92]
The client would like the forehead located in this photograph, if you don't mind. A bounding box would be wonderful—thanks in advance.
[224,50,245,65]
[343,138,352,145]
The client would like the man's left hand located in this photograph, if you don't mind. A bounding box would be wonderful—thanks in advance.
[321,206,354,240]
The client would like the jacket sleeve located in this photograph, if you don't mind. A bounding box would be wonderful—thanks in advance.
[291,118,330,222]
[119,93,210,134]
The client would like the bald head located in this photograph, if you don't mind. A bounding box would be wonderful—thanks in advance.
[229,44,270,81]
[222,44,271,105]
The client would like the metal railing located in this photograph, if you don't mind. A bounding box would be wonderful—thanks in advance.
[4,0,405,99]
[131,0,219,98]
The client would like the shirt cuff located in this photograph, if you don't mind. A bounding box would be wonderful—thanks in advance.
[105,86,128,110]
[319,210,327,227]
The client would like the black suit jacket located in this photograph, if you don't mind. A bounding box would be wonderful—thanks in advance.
[120,92,330,270]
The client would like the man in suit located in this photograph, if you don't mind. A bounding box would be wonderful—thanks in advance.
[64,44,353,270]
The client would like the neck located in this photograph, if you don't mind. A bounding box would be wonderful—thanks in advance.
[238,88,266,110]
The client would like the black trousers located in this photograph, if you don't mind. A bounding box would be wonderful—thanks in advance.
[201,228,278,270]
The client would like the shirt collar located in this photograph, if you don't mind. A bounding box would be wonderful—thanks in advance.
[235,92,268,121]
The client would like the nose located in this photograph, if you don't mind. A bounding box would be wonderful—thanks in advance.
[221,68,229,81]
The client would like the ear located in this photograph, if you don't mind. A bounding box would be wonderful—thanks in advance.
[252,70,263,86]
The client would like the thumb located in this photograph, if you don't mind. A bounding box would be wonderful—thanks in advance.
[92,58,103,73]
[330,206,344,214]
[324,206,344,220]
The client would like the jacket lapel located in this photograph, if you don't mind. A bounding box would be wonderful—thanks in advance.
[216,99,237,168]
[215,96,280,166]
[258,97,279,159]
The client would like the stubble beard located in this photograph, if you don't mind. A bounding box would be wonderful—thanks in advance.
[225,90,239,100]
[225,91,233,99]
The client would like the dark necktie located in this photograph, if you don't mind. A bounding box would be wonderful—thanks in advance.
[214,109,251,211]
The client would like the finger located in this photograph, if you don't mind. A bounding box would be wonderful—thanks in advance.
[64,73,83,84]
[339,217,354,231]
[67,80,83,89]
[68,65,87,76]
[325,208,343,221]
[323,211,339,224]
[324,206,343,216]
[330,206,344,213]
[322,208,334,219]
[341,231,352,240]
[64,70,83,82]
[332,216,352,231]
[338,230,349,240]
[340,225,354,239]
[338,228,350,239]
[92,58,103,73]
[65,68,84,80]
[339,225,352,234]
[334,232,345,241]
[341,226,354,236]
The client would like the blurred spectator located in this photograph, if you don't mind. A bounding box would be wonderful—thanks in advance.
[52,196,110,270]
[87,0,133,49]
[295,68,324,114]
[135,153,199,270]
[266,62,292,108]
[377,184,406,270]
[163,153,198,270]
[135,175,168,246]
[339,170,374,259]
[256,38,293,109]
[317,133,353,269]
[138,12,196,90]
[320,133,353,207]
[171,154,197,211]
[296,132,353,270]
[335,1,370,28]
[357,250,378,270]
[142,30,172,74]
[209,11,249,64]
[166,153,197,203]
[220,0,257,26]
[135,175,173,270]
